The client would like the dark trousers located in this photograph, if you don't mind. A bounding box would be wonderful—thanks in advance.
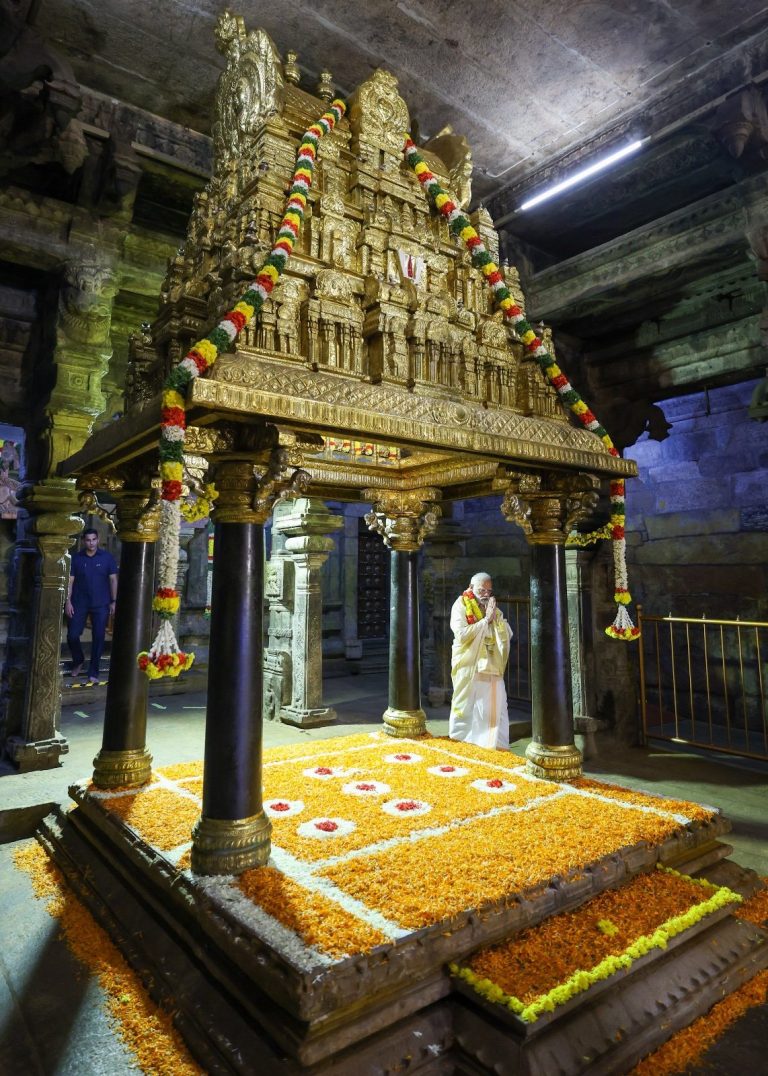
[67,603,109,678]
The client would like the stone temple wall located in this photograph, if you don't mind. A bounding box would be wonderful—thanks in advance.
[624,378,768,622]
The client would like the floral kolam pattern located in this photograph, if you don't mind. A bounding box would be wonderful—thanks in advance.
[88,733,718,960]
[403,136,638,641]
[139,98,347,678]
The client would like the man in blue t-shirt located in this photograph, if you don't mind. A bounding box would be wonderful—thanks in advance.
[66,528,118,685]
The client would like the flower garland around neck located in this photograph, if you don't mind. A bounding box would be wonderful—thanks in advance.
[138,98,348,679]
[461,589,485,624]
[403,135,638,641]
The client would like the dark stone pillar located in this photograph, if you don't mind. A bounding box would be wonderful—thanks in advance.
[93,488,160,788]
[530,542,574,752]
[502,472,599,780]
[191,450,308,876]
[364,487,440,738]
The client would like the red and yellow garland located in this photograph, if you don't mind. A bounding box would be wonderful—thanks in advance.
[403,136,638,641]
[139,99,348,678]
[461,589,485,624]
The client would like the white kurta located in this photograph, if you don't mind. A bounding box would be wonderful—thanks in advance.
[449,596,512,750]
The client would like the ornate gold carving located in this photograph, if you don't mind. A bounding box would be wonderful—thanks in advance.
[316,70,334,102]
[213,14,284,176]
[363,487,441,551]
[114,489,162,543]
[501,472,600,545]
[382,706,428,738]
[77,490,117,532]
[92,747,153,790]
[191,812,272,876]
[424,127,473,208]
[284,49,300,85]
[349,69,411,161]
[184,425,235,455]
[524,741,583,781]
[214,451,311,524]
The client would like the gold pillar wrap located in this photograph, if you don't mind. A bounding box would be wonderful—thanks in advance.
[524,741,584,781]
[382,705,429,738]
[191,812,273,876]
[91,482,162,790]
[502,471,600,781]
[92,747,153,789]
[365,487,440,738]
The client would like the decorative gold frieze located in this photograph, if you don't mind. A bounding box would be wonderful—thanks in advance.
[214,451,311,525]
[191,812,272,876]
[525,741,583,781]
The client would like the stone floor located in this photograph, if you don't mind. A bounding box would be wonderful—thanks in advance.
[0,672,766,1074]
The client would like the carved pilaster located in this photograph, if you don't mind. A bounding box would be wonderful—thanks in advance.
[1,478,82,770]
[363,487,441,737]
[271,497,342,728]
[501,471,600,781]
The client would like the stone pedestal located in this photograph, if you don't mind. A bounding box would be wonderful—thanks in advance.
[364,488,440,737]
[502,473,599,780]
[272,497,342,728]
[2,479,82,770]
[93,485,161,789]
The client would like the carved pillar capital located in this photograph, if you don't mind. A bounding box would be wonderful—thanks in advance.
[363,487,441,551]
[501,471,599,545]
[214,450,311,525]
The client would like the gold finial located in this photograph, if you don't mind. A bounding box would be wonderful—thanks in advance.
[316,70,334,102]
[284,49,300,85]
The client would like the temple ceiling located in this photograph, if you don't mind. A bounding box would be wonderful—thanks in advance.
[23,0,768,203]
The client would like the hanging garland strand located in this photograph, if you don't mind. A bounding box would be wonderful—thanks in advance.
[138,98,348,680]
[402,135,639,641]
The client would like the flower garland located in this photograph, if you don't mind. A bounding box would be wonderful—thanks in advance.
[137,98,347,679]
[180,482,218,523]
[461,589,485,624]
[403,136,638,641]
[450,871,741,1023]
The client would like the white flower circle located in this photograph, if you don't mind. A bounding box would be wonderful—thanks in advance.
[297,817,356,839]
[381,798,432,818]
[427,764,469,778]
[302,765,352,780]
[342,780,391,797]
[471,777,516,794]
[383,752,423,765]
[264,798,304,818]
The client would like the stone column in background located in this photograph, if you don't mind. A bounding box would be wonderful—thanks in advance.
[566,546,605,760]
[422,511,470,706]
[273,496,342,727]
[342,508,364,660]
[3,478,82,770]
[502,472,599,780]
[93,483,161,788]
[364,488,441,737]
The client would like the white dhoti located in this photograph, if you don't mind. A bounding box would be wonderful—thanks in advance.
[449,595,512,751]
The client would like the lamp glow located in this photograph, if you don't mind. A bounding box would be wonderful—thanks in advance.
[519,139,646,211]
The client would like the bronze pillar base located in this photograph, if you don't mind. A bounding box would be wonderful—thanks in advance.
[191,812,272,876]
[525,741,583,781]
[92,747,153,789]
[382,705,428,738]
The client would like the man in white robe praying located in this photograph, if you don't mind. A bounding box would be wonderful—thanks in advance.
[449,572,512,750]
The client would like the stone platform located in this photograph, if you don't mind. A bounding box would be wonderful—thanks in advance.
[35,735,768,1074]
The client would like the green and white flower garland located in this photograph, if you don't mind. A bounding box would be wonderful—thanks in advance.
[403,135,639,640]
[139,98,348,679]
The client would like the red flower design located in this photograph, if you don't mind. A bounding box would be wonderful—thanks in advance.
[487,779,503,789]
[356,783,376,791]
[394,754,412,761]
[439,766,456,773]
[270,802,290,812]
[396,800,421,811]
[314,820,338,832]
[315,766,332,775]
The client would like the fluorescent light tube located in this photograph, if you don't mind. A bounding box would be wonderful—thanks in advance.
[519,139,646,211]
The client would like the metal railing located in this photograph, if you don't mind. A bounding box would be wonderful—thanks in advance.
[637,605,768,761]
[498,595,532,702]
